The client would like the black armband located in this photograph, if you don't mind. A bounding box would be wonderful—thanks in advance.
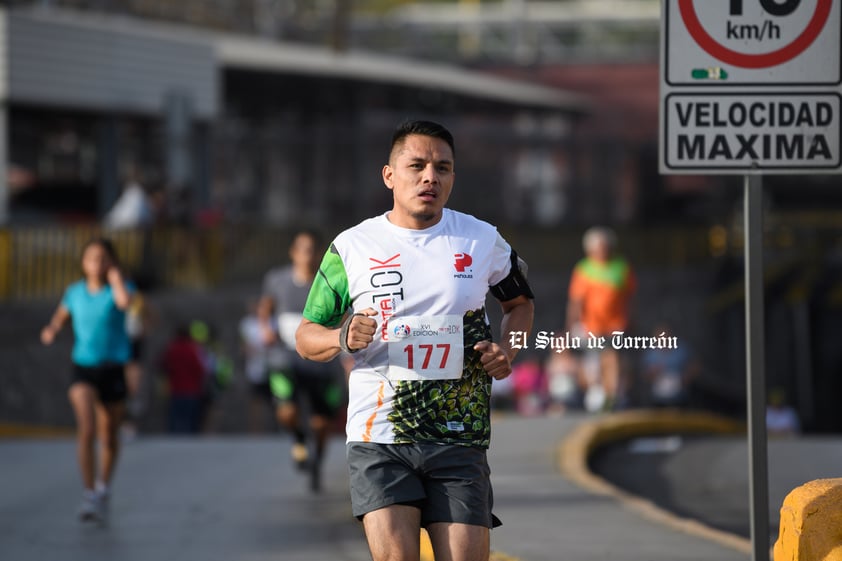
[490,251,534,301]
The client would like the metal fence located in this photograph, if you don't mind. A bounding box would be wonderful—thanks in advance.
[2,213,839,302]
[0,224,302,300]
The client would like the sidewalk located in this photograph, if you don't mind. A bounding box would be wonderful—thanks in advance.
[487,414,749,561]
[586,412,842,551]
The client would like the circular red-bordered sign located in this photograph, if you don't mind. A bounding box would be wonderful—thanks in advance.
[679,0,833,68]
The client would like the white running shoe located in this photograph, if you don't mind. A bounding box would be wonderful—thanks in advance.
[77,490,108,523]
[77,493,101,522]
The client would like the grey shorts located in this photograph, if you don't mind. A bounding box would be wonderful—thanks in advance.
[346,442,501,528]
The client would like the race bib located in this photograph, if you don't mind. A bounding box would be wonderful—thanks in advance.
[387,314,464,381]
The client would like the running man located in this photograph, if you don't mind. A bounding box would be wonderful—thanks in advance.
[261,230,344,492]
[566,226,636,411]
[296,120,534,561]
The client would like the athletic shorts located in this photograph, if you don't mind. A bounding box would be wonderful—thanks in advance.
[249,381,274,402]
[269,369,342,418]
[71,363,128,403]
[129,339,144,362]
[346,442,501,528]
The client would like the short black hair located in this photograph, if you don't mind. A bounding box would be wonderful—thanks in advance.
[291,228,323,249]
[390,120,455,159]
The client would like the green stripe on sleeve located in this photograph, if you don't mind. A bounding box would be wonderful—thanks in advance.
[302,244,351,327]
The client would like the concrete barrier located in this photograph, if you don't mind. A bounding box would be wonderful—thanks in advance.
[559,408,751,554]
[559,408,744,493]
[774,478,842,561]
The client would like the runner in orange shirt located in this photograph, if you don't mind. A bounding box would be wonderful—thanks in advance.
[567,226,635,411]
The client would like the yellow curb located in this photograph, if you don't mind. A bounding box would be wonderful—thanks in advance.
[559,409,752,555]
[0,423,74,438]
[488,552,522,561]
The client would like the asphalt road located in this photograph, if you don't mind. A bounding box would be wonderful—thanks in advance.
[0,435,370,561]
[1,415,752,561]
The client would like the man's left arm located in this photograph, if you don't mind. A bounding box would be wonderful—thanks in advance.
[474,295,534,380]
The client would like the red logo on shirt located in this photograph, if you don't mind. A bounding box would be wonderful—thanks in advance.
[454,253,473,272]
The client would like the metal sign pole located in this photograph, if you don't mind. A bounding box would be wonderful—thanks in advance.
[744,173,769,561]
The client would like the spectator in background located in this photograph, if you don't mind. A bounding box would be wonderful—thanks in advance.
[544,350,579,415]
[188,320,234,433]
[767,387,801,437]
[641,322,700,408]
[40,237,135,523]
[103,174,153,230]
[566,226,636,412]
[510,358,546,416]
[159,325,207,434]
[121,288,154,439]
[239,298,279,433]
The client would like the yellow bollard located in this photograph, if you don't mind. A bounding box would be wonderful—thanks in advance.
[774,478,842,561]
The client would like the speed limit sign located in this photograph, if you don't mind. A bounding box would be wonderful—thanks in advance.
[661,5,839,561]
[661,0,841,173]
[665,0,840,85]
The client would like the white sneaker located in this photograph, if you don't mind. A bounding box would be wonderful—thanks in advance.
[77,490,108,523]
[77,493,101,522]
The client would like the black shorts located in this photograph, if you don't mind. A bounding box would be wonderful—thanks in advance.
[71,363,128,403]
[129,340,144,362]
[250,380,274,402]
[347,442,501,528]
[270,367,343,418]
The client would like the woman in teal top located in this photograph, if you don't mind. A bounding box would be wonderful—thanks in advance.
[41,237,134,523]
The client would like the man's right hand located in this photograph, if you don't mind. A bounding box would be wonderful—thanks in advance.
[345,308,378,352]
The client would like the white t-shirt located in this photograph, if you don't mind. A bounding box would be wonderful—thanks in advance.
[303,209,516,447]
